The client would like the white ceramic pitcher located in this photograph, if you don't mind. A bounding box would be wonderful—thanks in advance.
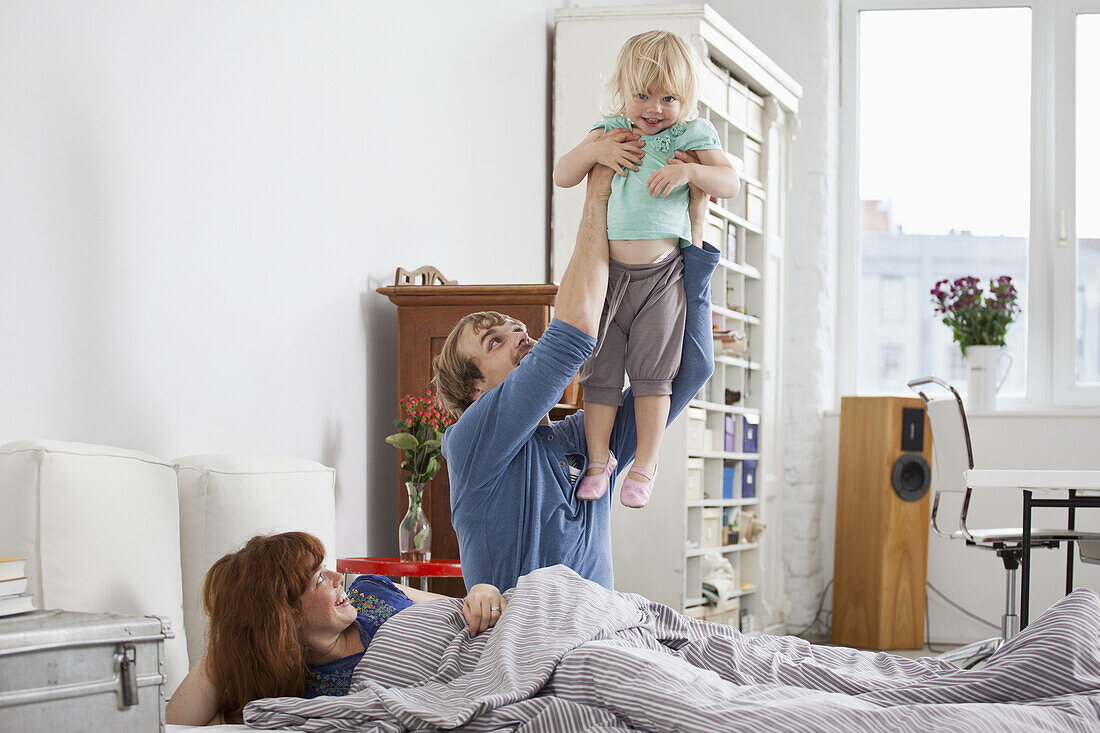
[965,345,1012,412]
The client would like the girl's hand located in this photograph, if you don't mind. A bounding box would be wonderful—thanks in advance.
[587,129,644,177]
[462,584,507,636]
[647,160,694,198]
[669,151,709,230]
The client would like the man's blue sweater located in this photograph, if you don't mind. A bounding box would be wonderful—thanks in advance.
[442,242,719,591]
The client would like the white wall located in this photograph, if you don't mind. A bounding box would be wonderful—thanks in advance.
[822,411,1100,643]
[0,0,558,557]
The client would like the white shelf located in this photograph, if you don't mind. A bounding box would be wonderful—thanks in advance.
[708,201,763,236]
[688,399,761,416]
[684,585,759,609]
[717,257,761,280]
[688,450,760,461]
[686,499,760,508]
[711,303,761,326]
[714,354,762,371]
[685,542,760,557]
[702,97,765,144]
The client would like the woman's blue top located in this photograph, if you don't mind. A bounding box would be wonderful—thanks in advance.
[303,574,414,698]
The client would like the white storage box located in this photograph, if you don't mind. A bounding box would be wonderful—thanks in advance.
[745,88,765,139]
[743,139,762,182]
[702,508,723,548]
[687,408,707,452]
[704,597,741,627]
[701,62,729,115]
[747,184,765,228]
[686,458,705,501]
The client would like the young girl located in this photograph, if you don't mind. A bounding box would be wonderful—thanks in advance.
[553,30,740,508]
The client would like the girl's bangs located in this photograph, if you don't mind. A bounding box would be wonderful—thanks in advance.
[624,60,684,99]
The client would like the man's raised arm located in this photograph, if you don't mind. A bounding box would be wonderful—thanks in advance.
[552,164,616,336]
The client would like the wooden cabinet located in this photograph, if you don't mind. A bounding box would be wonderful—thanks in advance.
[376,283,564,596]
[553,3,800,633]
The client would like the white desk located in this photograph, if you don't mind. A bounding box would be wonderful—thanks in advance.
[965,469,1100,627]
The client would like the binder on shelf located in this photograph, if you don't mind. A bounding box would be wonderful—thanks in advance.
[742,460,758,498]
[722,460,737,499]
[742,414,759,453]
[723,415,738,452]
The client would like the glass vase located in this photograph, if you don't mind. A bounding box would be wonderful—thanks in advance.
[398,481,431,561]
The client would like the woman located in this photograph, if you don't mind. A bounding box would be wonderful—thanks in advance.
[166,532,506,726]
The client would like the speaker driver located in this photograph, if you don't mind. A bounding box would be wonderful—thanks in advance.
[891,453,931,502]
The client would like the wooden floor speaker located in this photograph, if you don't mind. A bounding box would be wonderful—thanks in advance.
[832,396,932,649]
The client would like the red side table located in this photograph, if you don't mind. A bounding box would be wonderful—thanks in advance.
[337,557,463,592]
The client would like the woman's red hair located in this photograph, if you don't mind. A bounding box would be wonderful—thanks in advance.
[201,531,326,720]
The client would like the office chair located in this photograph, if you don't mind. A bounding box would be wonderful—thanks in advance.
[908,375,1100,666]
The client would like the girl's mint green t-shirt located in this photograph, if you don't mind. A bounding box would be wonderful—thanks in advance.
[592,116,721,245]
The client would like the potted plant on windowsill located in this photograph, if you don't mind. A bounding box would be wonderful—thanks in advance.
[931,275,1021,411]
[386,390,455,561]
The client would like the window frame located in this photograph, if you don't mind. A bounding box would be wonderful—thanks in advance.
[1052,0,1100,405]
[839,0,1099,409]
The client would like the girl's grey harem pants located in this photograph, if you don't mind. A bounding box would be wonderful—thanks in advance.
[579,252,686,406]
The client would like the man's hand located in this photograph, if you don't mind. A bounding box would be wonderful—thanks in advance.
[669,150,708,247]
[586,128,644,177]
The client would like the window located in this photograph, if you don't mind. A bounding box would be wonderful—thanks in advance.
[842,0,1100,407]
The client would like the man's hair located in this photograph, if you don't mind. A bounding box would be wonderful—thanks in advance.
[604,30,699,123]
[432,311,526,418]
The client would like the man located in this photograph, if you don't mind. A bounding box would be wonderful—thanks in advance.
[433,143,720,592]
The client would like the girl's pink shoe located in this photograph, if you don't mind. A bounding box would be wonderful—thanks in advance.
[620,464,657,508]
[576,451,617,501]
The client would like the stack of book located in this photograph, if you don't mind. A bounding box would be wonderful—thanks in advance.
[0,557,33,617]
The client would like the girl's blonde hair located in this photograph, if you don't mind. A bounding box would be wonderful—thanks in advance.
[604,30,699,123]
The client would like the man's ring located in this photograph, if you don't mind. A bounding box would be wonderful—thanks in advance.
[490,606,501,613]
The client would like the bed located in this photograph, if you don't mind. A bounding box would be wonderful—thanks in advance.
[235,565,1100,732]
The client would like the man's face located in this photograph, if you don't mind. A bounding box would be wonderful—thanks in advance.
[458,318,536,402]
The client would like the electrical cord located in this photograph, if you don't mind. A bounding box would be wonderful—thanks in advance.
[924,593,951,653]
[796,578,996,651]
[926,582,999,630]
[925,581,998,654]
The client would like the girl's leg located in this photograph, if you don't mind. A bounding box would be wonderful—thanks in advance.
[583,401,619,476]
[631,395,671,480]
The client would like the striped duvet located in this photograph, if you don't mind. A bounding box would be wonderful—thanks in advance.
[245,565,1100,732]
